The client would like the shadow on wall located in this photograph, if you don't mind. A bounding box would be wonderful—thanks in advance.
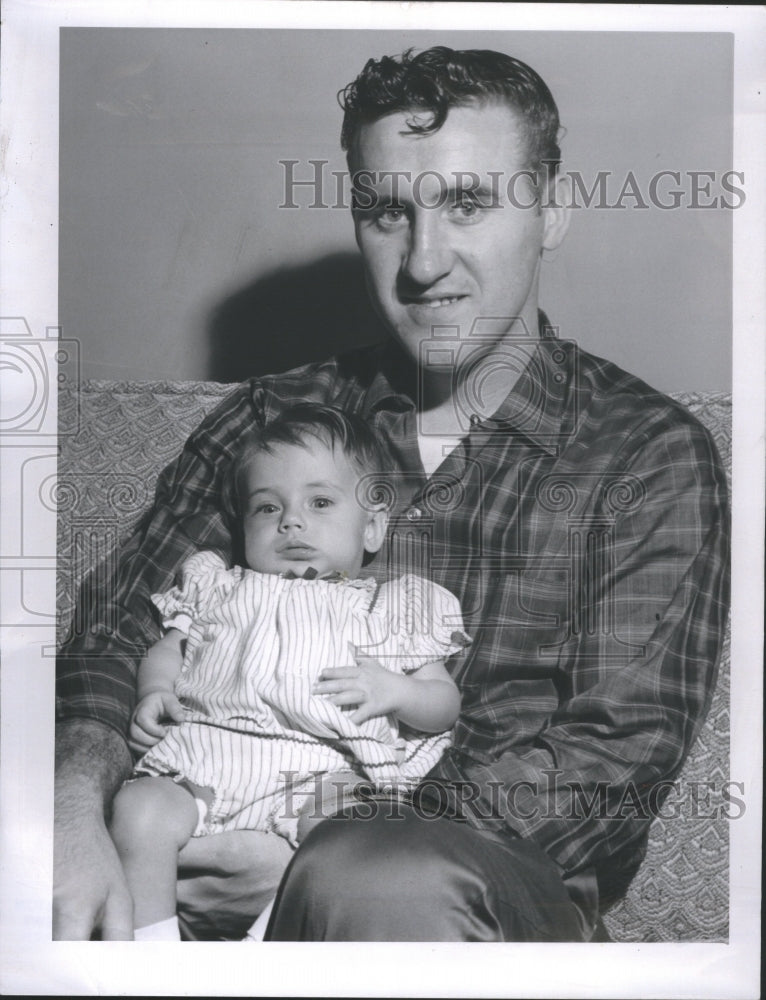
[207,251,386,382]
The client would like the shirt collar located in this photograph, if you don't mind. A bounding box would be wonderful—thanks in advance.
[477,329,575,456]
[351,312,574,457]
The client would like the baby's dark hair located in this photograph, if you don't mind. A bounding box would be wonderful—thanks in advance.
[224,403,397,522]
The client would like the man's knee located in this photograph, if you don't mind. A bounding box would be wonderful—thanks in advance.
[270,808,490,939]
[269,808,586,941]
[297,807,447,895]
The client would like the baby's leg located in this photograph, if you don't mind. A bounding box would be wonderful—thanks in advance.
[109,776,199,936]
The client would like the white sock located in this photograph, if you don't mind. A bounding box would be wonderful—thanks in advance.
[134,915,182,941]
[243,897,276,941]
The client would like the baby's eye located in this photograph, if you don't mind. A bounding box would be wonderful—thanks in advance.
[311,496,333,510]
[253,502,279,515]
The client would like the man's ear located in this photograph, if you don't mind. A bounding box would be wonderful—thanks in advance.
[541,174,571,252]
[363,508,389,554]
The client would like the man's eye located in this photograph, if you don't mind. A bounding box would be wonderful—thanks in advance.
[375,205,407,227]
[452,198,481,218]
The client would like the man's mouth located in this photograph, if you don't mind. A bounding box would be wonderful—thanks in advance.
[424,296,462,309]
[404,294,467,311]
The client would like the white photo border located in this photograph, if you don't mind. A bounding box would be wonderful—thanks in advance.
[1,2,763,997]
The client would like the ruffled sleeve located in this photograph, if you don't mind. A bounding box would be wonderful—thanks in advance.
[387,574,471,672]
[151,550,231,635]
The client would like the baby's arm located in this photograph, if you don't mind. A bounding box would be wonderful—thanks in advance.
[313,656,460,732]
[296,660,460,840]
[129,629,186,755]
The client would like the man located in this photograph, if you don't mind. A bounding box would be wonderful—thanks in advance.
[54,46,729,941]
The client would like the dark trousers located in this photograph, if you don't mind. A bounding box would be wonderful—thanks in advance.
[266,804,588,942]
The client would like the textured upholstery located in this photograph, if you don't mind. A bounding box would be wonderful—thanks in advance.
[57,381,731,942]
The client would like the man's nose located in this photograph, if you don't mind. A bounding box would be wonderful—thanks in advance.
[401,212,453,287]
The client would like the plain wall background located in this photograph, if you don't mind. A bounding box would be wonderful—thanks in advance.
[60,29,734,390]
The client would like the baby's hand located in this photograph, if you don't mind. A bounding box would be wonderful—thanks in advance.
[128,691,185,755]
[313,651,404,725]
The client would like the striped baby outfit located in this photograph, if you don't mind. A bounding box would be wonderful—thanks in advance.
[133,550,469,842]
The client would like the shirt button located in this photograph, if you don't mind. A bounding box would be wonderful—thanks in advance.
[407,507,423,521]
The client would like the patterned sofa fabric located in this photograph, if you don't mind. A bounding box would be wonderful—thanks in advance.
[56,382,732,942]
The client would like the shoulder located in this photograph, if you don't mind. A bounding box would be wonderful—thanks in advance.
[564,344,726,478]
[381,575,461,608]
[152,551,236,623]
[379,576,470,655]
[179,549,231,580]
[554,347,729,534]
[186,344,392,451]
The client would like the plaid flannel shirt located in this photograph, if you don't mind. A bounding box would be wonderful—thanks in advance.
[57,326,729,891]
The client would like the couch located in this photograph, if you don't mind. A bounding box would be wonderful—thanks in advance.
[56,380,731,942]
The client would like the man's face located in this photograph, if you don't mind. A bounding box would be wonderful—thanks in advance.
[351,101,567,369]
[241,439,386,578]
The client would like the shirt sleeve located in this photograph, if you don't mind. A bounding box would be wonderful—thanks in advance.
[431,411,730,878]
[152,550,230,635]
[55,362,351,738]
[388,575,471,672]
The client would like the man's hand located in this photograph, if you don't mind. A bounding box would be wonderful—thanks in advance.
[313,654,404,725]
[54,720,134,940]
[129,691,185,755]
[53,800,134,940]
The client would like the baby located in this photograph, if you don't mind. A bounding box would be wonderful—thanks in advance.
[109,403,468,941]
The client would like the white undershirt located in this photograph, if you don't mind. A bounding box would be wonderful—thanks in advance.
[417,432,463,477]
[415,340,534,475]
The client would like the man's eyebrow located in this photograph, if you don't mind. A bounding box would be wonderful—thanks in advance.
[351,179,502,206]
[449,182,501,204]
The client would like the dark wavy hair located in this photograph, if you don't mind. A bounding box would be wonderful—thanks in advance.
[225,403,396,522]
[339,46,561,181]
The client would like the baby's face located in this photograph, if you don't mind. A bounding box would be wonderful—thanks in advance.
[241,439,386,578]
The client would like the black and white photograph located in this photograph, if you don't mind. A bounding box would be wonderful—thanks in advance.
[0,2,763,996]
